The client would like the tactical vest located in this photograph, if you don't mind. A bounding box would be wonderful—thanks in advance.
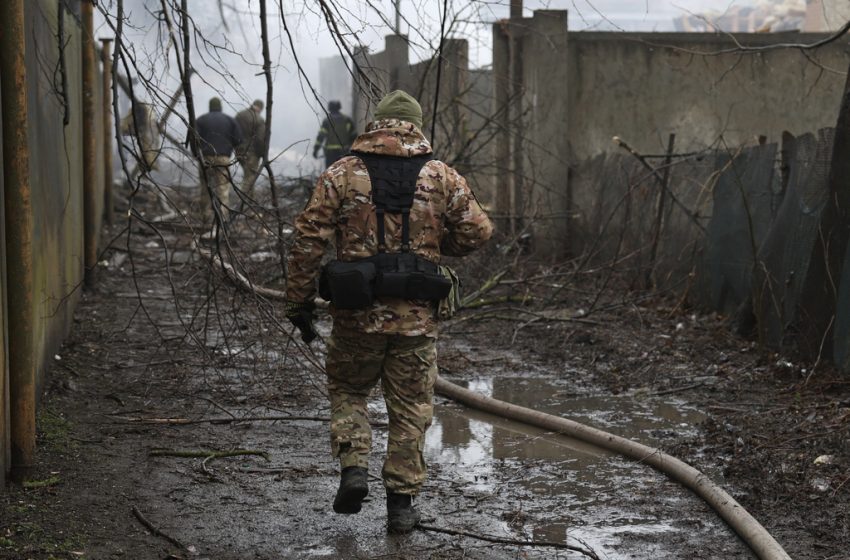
[319,152,452,310]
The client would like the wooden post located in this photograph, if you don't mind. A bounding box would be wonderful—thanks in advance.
[82,0,98,284]
[645,133,676,289]
[493,26,509,230]
[509,0,524,237]
[100,38,114,225]
[1,0,36,484]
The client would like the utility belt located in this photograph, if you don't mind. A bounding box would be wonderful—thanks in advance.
[318,150,453,311]
[320,253,451,310]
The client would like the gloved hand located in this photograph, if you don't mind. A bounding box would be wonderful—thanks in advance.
[312,146,320,159]
[285,300,318,344]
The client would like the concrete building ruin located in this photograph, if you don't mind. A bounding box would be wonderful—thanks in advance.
[804,0,850,30]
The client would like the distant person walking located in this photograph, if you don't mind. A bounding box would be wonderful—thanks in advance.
[120,101,176,219]
[235,99,266,198]
[120,101,161,182]
[194,97,243,231]
[312,100,357,167]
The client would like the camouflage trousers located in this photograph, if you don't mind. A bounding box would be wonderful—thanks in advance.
[238,151,261,198]
[199,155,233,224]
[325,326,437,495]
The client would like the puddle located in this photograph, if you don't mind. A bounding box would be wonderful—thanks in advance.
[425,375,737,559]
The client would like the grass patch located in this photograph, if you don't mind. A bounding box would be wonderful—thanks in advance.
[23,476,61,490]
[6,521,86,558]
[36,408,75,453]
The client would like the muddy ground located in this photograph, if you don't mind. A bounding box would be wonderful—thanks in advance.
[1,185,848,560]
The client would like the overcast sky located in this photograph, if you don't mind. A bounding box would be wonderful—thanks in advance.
[97,0,767,174]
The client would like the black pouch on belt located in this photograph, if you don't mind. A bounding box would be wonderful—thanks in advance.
[319,260,377,309]
[406,270,452,301]
[373,253,452,301]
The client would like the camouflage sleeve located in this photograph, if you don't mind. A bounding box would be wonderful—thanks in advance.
[255,117,267,155]
[285,172,341,303]
[441,165,494,257]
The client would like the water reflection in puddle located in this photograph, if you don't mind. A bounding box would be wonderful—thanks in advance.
[426,375,724,559]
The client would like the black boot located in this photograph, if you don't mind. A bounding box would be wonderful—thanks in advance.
[387,492,420,533]
[333,466,369,514]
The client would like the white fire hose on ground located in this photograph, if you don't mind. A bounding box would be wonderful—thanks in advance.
[435,375,793,560]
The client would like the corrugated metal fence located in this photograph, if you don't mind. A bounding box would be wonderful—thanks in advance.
[571,127,850,371]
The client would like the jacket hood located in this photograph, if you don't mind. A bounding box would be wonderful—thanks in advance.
[350,118,432,157]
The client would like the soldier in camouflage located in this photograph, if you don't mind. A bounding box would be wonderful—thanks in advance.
[235,99,266,198]
[285,90,493,533]
[120,101,161,181]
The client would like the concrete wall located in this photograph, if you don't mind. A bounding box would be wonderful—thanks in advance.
[0,0,105,480]
[26,0,104,385]
[352,35,469,148]
[0,81,7,488]
[352,35,411,129]
[567,32,850,163]
[350,35,497,208]
[493,10,570,247]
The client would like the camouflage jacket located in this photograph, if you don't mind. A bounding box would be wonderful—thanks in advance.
[286,118,493,336]
[235,107,266,156]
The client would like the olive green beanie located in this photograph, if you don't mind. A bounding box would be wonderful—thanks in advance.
[374,90,423,129]
[209,97,222,112]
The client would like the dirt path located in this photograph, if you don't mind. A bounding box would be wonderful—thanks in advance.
[1,206,848,559]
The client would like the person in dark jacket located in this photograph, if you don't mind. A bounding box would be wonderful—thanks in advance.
[235,99,266,197]
[313,100,357,167]
[195,97,243,226]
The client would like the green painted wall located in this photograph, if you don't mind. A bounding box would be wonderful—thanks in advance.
[22,0,104,401]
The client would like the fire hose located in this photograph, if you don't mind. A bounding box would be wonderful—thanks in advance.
[435,375,792,560]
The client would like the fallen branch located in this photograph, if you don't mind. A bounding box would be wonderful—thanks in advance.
[238,466,290,474]
[650,381,706,397]
[131,506,186,550]
[447,307,601,329]
[149,448,269,461]
[196,244,328,307]
[462,294,531,309]
[418,524,601,559]
[108,414,387,428]
[197,244,287,300]
[461,268,508,306]
[112,414,331,425]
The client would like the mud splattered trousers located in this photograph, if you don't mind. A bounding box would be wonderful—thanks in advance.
[325,326,437,495]
[199,154,233,224]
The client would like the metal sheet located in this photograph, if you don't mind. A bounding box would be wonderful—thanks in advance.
[701,144,779,314]
[753,129,834,347]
